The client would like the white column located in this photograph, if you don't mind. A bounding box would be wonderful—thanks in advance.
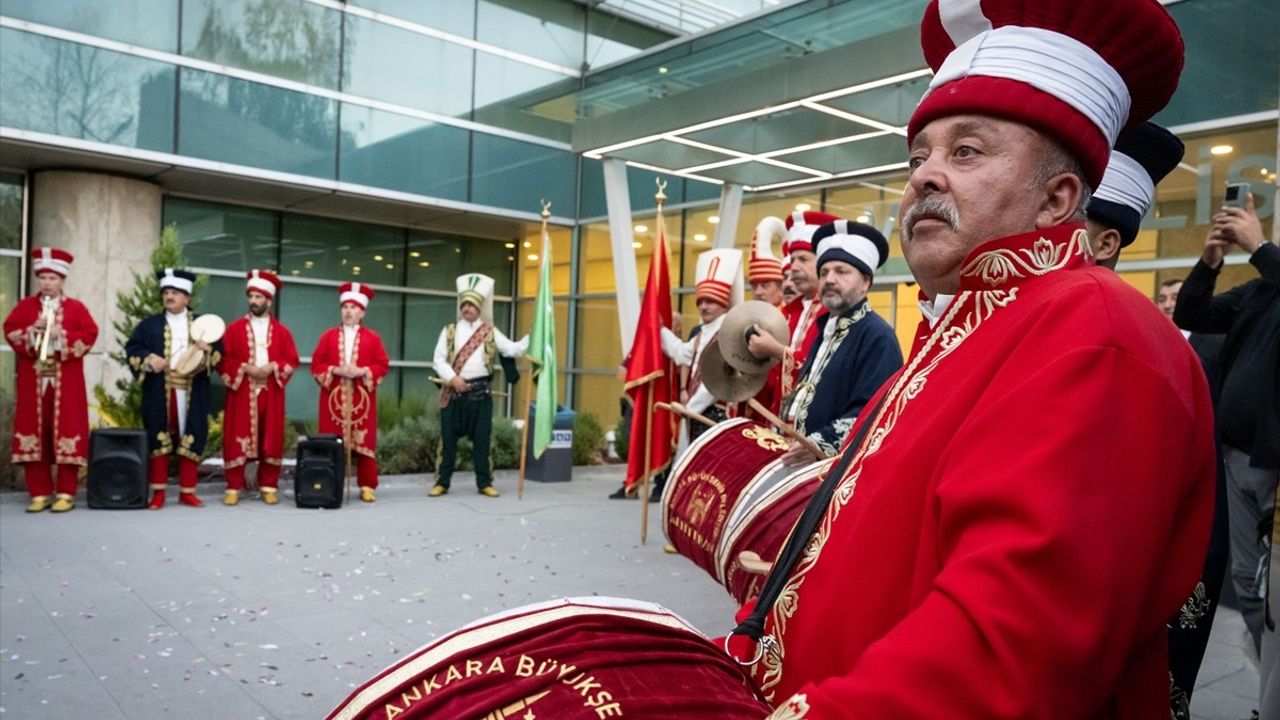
[713,183,744,249]
[31,171,161,423]
[603,159,641,357]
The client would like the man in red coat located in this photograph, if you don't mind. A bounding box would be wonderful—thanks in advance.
[745,210,838,411]
[3,248,97,512]
[730,1,1216,717]
[219,270,300,506]
[312,282,389,502]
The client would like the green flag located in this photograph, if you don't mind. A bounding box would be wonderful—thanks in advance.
[528,229,557,458]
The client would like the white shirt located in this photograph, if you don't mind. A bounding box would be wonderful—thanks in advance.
[250,315,270,366]
[342,325,358,365]
[660,314,726,415]
[166,311,189,369]
[432,318,529,382]
[790,298,815,347]
[919,294,956,329]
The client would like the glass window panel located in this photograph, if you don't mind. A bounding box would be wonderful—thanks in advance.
[584,7,670,68]
[181,0,341,89]
[0,29,175,152]
[287,360,319,424]
[178,67,336,178]
[279,214,404,285]
[471,53,574,141]
[572,372,623,431]
[577,157,689,219]
[575,297,623,370]
[0,173,22,250]
[405,231,515,296]
[280,283,403,362]
[1157,0,1279,127]
[355,0,476,37]
[477,0,582,68]
[824,182,907,258]
[0,256,20,393]
[0,0,179,52]
[402,294,459,363]
[339,105,469,201]
[193,274,250,327]
[164,197,279,272]
[471,134,576,213]
[514,226,572,297]
[341,15,473,117]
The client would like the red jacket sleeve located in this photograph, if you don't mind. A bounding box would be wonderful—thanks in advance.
[3,298,35,356]
[59,299,98,359]
[311,328,337,389]
[359,329,390,390]
[218,319,247,390]
[783,346,1216,718]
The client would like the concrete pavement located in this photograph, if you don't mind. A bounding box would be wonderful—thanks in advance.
[0,466,1261,719]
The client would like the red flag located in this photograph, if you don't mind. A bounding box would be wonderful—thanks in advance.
[624,208,676,490]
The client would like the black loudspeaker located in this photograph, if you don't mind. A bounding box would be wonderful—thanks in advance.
[295,435,345,509]
[87,429,148,509]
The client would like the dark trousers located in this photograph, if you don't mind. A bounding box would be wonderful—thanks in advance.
[437,394,493,489]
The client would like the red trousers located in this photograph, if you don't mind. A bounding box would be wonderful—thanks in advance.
[355,453,378,489]
[22,385,79,498]
[224,387,284,491]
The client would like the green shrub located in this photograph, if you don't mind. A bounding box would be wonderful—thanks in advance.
[377,414,440,475]
[572,412,605,466]
[0,388,15,489]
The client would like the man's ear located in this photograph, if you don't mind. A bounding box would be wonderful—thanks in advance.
[1088,223,1123,269]
[1036,172,1086,229]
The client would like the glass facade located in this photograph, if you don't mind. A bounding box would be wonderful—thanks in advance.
[163,197,520,423]
[0,173,22,394]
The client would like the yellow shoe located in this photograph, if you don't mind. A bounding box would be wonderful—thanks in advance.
[478,486,500,498]
[664,544,679,554]
[26,496,51,513]
[261,490,279,505]
[223,490,240,506]
[428,485,448,497]
[50,495,75,513]
[360,487,376,503]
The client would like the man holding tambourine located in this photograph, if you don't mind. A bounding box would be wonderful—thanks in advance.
[125,268,224,510]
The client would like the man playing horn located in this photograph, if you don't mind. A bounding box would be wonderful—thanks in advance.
[3,248,98,512]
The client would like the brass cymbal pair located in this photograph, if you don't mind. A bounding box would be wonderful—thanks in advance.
[699,300,787,403]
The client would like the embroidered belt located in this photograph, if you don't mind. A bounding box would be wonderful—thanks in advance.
[453,377,492,400]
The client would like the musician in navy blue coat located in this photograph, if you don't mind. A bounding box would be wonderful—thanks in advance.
[781,221,902,465]
[125,268,223,509]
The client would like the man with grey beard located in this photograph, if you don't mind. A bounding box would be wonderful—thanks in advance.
[727,0,1215,714]
[780,220,901,465]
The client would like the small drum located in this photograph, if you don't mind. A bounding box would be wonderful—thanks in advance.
[326,597,768,720]
[172,314,226,375]
[662,417,827,605]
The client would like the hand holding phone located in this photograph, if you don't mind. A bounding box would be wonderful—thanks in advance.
[1224,182,1250,209]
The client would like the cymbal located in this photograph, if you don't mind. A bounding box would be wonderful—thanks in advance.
[699,338,767,403]
[717,300,788,375]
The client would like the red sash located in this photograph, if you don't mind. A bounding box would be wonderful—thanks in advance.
[439,322,491,407]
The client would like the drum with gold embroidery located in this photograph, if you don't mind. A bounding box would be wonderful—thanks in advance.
[661,417,793,594]
[325,597,769,719]
[716,457,828,604]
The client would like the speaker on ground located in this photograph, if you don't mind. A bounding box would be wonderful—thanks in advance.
[295,435,345,509]
[87,429,148,509]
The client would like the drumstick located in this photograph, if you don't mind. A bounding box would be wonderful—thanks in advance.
[746,397,825,459]
[656,401,715,427]
[737,550,774,576]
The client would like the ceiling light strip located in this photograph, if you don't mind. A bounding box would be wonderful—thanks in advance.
[0,16,571,151]
[622,160,726,186]
[303,0,581,77]
[756,130,892,158]
[805,68,933,104]
[662,135,831,178]
[801,102,908,136]
[586,100,808,157]
[748,161,909,192]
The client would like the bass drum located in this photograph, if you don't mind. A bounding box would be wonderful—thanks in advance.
[661,418,790,586]
[716,457,830,605]
[662,417,827,604]
[326,597,768,720]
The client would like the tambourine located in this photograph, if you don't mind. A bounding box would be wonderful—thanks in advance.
[172,314,225,376]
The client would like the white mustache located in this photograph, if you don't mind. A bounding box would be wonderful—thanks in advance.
[902,196,960,240]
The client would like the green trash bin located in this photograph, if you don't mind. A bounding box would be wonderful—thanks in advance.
[525,405,574,482]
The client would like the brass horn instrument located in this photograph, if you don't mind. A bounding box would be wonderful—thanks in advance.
[34,301,57,372]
